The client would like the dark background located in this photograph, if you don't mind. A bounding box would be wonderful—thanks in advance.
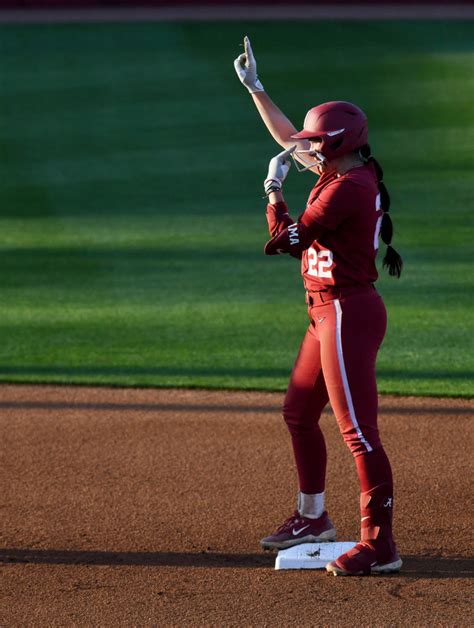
[1,0,472,8]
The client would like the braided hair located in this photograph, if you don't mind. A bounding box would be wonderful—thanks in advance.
[359,144,403,278]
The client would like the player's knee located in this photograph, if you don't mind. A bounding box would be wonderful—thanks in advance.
[282,403,313,434]
[342,426,381,456]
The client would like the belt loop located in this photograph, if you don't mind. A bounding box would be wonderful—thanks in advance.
[319,289,330,303]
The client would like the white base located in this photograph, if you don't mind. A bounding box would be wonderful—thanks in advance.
[275,542,357,570]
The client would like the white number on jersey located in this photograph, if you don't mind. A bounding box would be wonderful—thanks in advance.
[307,247,334,278]
[374,193,382,250]
[374,216,382,250]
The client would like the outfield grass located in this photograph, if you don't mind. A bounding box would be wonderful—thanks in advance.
[0,20,472,396]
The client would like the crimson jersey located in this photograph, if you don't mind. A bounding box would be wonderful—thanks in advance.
[265,163,382,290]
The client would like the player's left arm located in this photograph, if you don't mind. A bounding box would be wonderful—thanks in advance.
[262,146,326,258]
[264,212,326,258]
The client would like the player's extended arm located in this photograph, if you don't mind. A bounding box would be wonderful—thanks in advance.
[234,36,310,152]
[252,92,305,150]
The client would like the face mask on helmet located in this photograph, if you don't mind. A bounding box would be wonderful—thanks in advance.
[291,149,326,173]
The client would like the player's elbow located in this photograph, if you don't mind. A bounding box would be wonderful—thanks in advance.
[264,222,310,258]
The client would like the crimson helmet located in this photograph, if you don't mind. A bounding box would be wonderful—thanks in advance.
[291,101,368,160]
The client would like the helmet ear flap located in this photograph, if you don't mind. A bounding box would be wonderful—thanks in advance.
[329,137,344,153]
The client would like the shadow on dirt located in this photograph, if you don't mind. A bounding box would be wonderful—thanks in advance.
[0,548,274,569]
[0,400,471,416]
[0,549,472,577]
[399,555,474,579]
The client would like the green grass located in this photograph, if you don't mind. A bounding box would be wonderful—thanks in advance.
[0,20,473,396]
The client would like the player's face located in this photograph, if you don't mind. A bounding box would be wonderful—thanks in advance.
[309,140,334,175]
[309,140,327,174]
[293,139,336,174]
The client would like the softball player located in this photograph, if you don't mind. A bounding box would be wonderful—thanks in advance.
[234,37,403,576]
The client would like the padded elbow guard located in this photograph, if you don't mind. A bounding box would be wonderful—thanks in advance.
[264,222,312,258]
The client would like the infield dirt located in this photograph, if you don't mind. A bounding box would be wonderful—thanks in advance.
[1,385,472,625]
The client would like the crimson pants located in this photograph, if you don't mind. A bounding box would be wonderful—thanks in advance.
[283,287,393,496]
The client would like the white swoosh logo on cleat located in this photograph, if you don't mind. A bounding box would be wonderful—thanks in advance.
[292,525,310,536]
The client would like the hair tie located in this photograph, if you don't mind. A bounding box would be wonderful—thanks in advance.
[358,148,372,163]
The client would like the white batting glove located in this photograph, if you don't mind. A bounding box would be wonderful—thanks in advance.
[264,145,296,195]
[233,36,264,94]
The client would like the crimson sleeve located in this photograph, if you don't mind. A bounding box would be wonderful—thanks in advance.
[265,201,295,237]
[304,177,359,230]
[264,216,326,258]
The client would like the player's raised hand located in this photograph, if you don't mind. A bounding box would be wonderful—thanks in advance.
[264,145,296,194]
[267,145,296,183]
[233,36,265,93]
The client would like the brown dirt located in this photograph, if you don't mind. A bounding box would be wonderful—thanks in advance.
[1,384,473,626]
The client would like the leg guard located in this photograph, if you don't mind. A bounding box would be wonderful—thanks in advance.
[360,484,397,565]
[360,483,394,541]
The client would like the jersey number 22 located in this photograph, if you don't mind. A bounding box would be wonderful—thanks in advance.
[307,247,333,278]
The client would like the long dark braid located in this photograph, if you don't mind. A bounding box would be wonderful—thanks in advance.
[359,144,403,278]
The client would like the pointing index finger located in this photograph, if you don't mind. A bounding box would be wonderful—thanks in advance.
[244,36,255,63]
[281,145,297,158]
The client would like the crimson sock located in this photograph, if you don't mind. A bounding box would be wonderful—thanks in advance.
[355,446,393,493]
